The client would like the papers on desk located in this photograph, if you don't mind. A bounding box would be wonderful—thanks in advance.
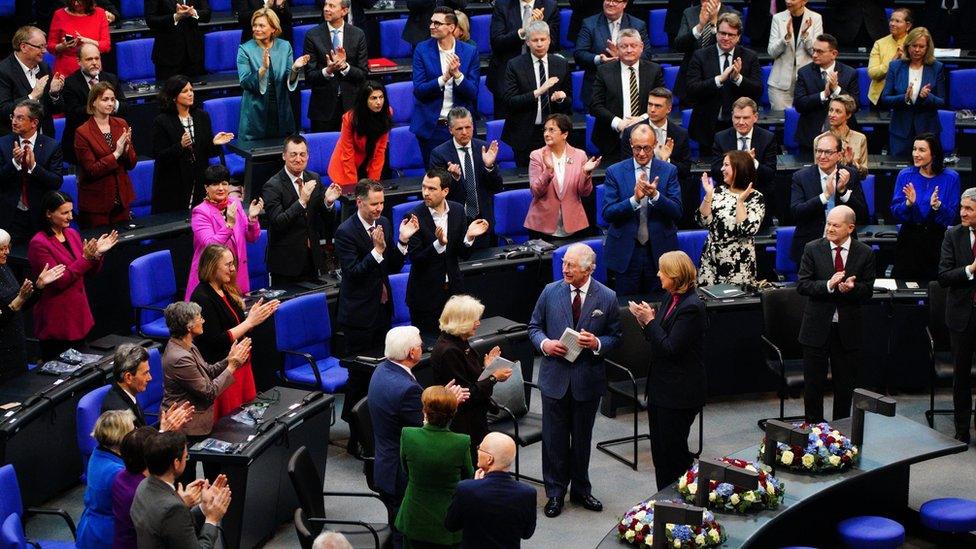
[479,357,519,381]
[560,328,583,363]
[934,48,961,58]
[873,279,898,291]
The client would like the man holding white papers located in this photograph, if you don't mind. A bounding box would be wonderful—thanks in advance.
[528,243,621,518]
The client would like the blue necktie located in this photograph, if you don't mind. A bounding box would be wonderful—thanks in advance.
[824,174,835,212]
[331,29,341,50]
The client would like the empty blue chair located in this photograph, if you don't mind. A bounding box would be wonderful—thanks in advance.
[54,117,65,144]
[76,385,111,481]
[129,159,154,218]
[572,70,585,113]
[938,110,955,154]
[856,67,871,111]
[1,513,74,549]
[379,18,412,59]
[136,347,164,417]
[61,174,79,228]
[551,238,608,284]
[204,30,242,73]
[681,108,696,155]
[862,174,875,222]
[305,131,341,179]
[389,127,425,176]
[919,498,976,534]
[389,272,411,327]
[677,230,707,268]
[949,69,976,110]
[246,229,269,291]
[648,9,667,47]
[387,81,414,125]
[210,0,231,10]
[478,75,494,119]
[493,189,533,244]
[663,66,680,108]
[120,0,142,18]
[0,465,77,545]
[775,226,798,281]
[0,0,14,17]
[595,184,607,229]
[300,88,312,131]
[783,107,799,154]
[128,250,176,339]
[837,516,904,548]
[485,120,516,170]
[292,24,315,56]
[760,65,772,110]
[275,293,348,393]
[559,9,573,49]
[115,39,155,82]
[471,15,492,55]
[585,115,599,156]
[292,0,315,5]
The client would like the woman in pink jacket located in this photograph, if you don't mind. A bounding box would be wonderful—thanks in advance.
[524,114,601,242]
[185,165,263,299]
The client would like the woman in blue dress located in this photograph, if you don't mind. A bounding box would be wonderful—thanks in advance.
[76,409,136,548]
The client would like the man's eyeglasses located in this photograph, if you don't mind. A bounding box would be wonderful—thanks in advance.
[476,445,494,459]
[716,31,739,38]
[10,114,33,122]
[631,145,654,153]
[23,42,45,50]
[814,148,840,156]
[430,20,450,27]
[604,0,625,5]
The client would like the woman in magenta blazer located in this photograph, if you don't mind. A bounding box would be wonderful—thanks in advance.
[27,191,119,360]
[185,165,263,299]
[524,114,601,241]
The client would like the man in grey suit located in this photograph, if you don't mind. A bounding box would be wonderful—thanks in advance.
[303,0,369,132]
[528,243,621,518]
[130,431,231,548]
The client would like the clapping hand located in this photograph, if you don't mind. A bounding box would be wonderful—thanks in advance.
[800,17,813,37]
[482,141,499,168]
[918,83,932,100]
[292,54,311,71]
[14,279,33,304]
[261,47,272,72]
[180,130,193,149]
[371,224,386,253]
[399,214,420,243]
[836,168,850,194]
[327,47,347,74]
[448,53,462,79]
[445,379,470,404]
[823,172,836,200]
[466,219,489,239]
[95,230,119,255]
[212,131,234,145]
[298,179,317,206]
[905,81,914,102]
[902,182,917,206]
[246,297,280,328]
[201,475,232,524]
[645,175,660,199]
[12,141,24,164]
[542,149,554,171]
[159,401,194,432]
[659,138,674,162]
[604,39,619,59]
[828,270,846,291]
[730,57,742,80]
[435,225,448,246]
[930,185,941,209]
[227,337,252,370]
[82,238,99,260]
[627,300,655,327]
[225,202,237,227]
[550,90,567,103]
[537,76,559,96]
[838,275,857,293]
[785,16,793,41]
[21,143,35,171]
[583,156,602,174]
[634,172,649,201]
[737,182,755,202]
[700,172,714,196]
[324,182,343,206]
[175,2,193,20]
[446,162,462,180]
[178,479,206,508]
[248,197,264,220]
[483,345,502,367]
[531,7,544,21]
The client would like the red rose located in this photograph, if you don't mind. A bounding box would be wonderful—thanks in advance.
[635,532,644,543]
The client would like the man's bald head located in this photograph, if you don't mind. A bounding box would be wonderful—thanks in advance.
[825,205,856,244]
[479,432,516,471]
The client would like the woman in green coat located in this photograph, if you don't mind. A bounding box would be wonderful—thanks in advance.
[235,7,309,142]
[397,385,474,548]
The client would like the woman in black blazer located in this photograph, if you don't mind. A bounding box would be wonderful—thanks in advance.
[629,250,707,490]
[430,294,512,463]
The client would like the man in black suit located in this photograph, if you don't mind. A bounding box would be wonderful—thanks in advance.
[793,34,859,152]
[685,13,762,155]
[568,0,602,43]
[402,0,468,46]
[406,168,489,336]
[0,26,64,139]
[665,0,693,45]
[589,29,665,163]
[487,0,559,119]
[430,107,503,249]
[924,0,976,50]
[501,21,571,168]
[303,0,369,132]
[796,204,876,422]
[789,133,869,264]
[62,43,124,165]
[710,97,778,195]
[672,0,739,104]
[261,135,343,286]
[572,0,652,107]
[937,187,976,444]
[145,0,211,81]
[825,0,886,48]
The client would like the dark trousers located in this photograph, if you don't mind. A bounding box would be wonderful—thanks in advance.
[7,209,36,244]
[379,490,404,548]
[802,324,858,423]
[949,314,976,437]
[79,206,130,230]
[610,244,663,299]
[310,105,343,133]
[513,126,545,168]
[541,392,600,499]
[270,249,317,287]
[341,316,391,451]
[648,404,699,491]
[411,308,442,340]
[418,125,452,168]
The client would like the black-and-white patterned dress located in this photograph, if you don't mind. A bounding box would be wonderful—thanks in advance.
[695,185,765,286]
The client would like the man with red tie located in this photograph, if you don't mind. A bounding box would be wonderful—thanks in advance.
[796,205,875,423]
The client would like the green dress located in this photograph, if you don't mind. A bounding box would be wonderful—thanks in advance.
[396,424,473,545]
[236,38,298,142]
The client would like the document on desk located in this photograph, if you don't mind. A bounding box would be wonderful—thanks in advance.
[873,278,898,291]
[559,328,583,363]
[479,357,519,381]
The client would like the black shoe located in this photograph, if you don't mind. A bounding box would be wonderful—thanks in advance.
[955,432,972,445]
[570,493,603,512]
[544,497,564,518]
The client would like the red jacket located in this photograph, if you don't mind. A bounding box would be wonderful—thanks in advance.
[327,110,390,186]
[74,116,137,215]
[27,228,102,341]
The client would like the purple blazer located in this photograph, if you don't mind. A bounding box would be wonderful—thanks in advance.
[111,469,144,549]
[185,197,261,299]
[27,228,102,341]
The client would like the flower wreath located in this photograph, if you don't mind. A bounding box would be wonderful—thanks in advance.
[758,421,859,473]
[675,458,785,513]
[616,498,727,548]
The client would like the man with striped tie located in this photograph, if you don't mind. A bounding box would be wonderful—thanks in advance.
[302,0,368,132]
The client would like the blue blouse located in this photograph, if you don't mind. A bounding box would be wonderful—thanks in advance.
[76,447,124,549]
[890,166,960,227]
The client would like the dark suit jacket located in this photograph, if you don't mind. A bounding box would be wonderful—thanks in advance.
[334,213,406,329]
[444,471,537,548]
[101,383,148,428]
[642,291,707,409]
[665,0,694,45]
[568,0,603,43]
[366,359,423,496]
[621,121,692,186]
[789,165,868,262]
[685,45,763,148]
[672,4,739,103]
[500,53,571,151]
[710,126,778,193]
[74,116,137,215]
[0,133,63,231]
[825,0,887,46]
[938,224,976,332]
[796,237,876,349]
[303,22,369,123]
[589,60,665,158]
[0,55,62,137]
[130,475,220,549]
[923,0,976,48]
[429,138,504,240]
[236,0,293,43]
[144,0,211,73]
[151,109,220,213]
[406,200,471,313]
[402,0,468,46]
[261,168,338,278]
[430,332,496,448]
[486,0,560,102]
[572,12,651,105]
[62,71,124,165]
[793,61,859,148]
[745,0,785,47]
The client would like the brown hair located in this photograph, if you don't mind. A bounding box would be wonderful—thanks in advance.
[198,244,243,308]
[86,81,116,115]
[658,251,697,294]
[422,386,458,427]
[724,150,755,191]
[544,113,572,135]
[901,27,935,65]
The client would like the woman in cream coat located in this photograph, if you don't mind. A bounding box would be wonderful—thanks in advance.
[766,0,823,110]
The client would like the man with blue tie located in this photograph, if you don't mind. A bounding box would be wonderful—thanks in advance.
[411,7,480,166]
[601,124,682,297]
[572,0,652,106]
[303,0,369,132]
[529,242,620,518]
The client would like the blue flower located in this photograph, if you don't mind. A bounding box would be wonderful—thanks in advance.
[672,525,693,541]
[715,483,735,498]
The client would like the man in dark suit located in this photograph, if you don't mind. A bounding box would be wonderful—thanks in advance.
[793,34,859,152]
[789,133,869,263]
[665,0,694,45]
[0,26,64,138]
[573,0,652,107]
[924,0,976,50]
[710,97,778,195]
[145,0,211,81]
[589,29,664,162]
[825,0,886,48]
[444,432,537,547]
[406,168,489,336]
[796,204,876,422]
[501,21,571,168]
[303,0,369,132]
[402,0,468,46]
[672,0,739,104]
[487,0,559,119]
[100,343,194,432]
[529,242,621,518]
[685,12,763,154]
[430,107,503,249]
[62,43,124,165]
[261,135,343,286]
[937,187,976,443]
[745,0,785,47]
[0,100,63,243]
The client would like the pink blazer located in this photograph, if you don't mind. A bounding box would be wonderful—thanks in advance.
[185,198,261,299]
[524,145,593,235]
[27,228,102,341]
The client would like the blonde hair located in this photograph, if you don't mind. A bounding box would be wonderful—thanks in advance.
[251,8,283,38]
[92,409,136,448]
[439,294,484,337]
[901,27,935,65]
[454,11,471,41]
[198,244,243,308]
[658,251,697,294]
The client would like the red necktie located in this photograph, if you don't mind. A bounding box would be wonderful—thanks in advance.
[20,140,31,207]
[665,294,679,318]
[572,288,581,326]
[834,246,844,273]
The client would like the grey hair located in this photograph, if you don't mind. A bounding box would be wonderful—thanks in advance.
[617,28,642,45]
[15,99,43,121]
[961,187,976,204]
[524,20,550,40]
[312,532,353,549]
[0,229,10,247]
[164,301,202,339]
[113,344,150,382]
[447,107,472,128]
[384,326,422,362]
[339,0,351,8]
[565,243,596,272]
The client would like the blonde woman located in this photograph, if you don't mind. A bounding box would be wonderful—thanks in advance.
[867,8,912,105]
[76,410,136,548]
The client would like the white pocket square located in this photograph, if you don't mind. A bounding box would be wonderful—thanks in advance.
[591,309,603,318]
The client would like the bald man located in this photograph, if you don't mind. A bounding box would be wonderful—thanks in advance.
[796,205,875,423]
[445,433,537,548]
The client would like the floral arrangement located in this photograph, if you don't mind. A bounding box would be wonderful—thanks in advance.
[758,422,859,473]
[616,498,727,548]
[675,458,785,513]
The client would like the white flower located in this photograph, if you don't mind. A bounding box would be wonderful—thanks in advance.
[709,491,717,502]
[709,528,720,541]
[743,491,757,502]
[634,510,646,521]
[673,540,681,548]
[625,530,635,541]
[828,455,841,466]
[744,464,757,472]
[781,450,794,465]
[695,534,706,545]
[678,476,687,490]
[815,438,824,447]
[730,493,740,505]
[687,482,698,495]
[621,519,629,526]
[801,454,815,468]
[832,430,841,437]
[765,481,776,494]
[812,427,822,435]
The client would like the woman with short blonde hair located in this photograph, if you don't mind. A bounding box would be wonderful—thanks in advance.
[657,250,698,295]
[77,409,136,547]
[438,294,485,338]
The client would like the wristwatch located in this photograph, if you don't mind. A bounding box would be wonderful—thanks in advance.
[488,375,497,384]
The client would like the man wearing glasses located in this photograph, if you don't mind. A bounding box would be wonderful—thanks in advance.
[789,132,869,264]
[793,33,859,153]
[573,0,651,107]
[0,26,64,139]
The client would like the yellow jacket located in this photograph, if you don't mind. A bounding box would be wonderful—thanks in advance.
[868,35,907,105]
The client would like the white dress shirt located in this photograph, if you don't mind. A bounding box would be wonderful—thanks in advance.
[11,131,37,175]
[612,61,640,131]
[713,44,743,88]
[907,66,923,103]
[531,54,549,125]
[15,56,38,89]
[818,62,842,102]
[390,360,417,379]
[817,166,852,205]
[428,201,475,255]
[322,23,352,78]
[437,39,464,118]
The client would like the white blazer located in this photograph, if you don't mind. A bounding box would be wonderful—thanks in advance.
[766,8,823,91]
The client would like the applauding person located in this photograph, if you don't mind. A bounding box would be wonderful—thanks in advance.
[879,27,946,156]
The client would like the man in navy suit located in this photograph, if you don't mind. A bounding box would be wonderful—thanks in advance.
[710,97,778,195]
[602,124,682,296]
[0,26,64,139]
[406,167,490,336]
[672,0,740,104]
[486,0,559,119]
[444,432,537,547]
[0,99,63,243]
[411,7,480,166]
[430,107,503,249]
[529,242,621,518]
[303,0,369,132]
[793,34,858,152]
[573,0,652,106]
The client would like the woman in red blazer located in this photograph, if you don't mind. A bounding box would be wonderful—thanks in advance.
[524,114,602,241]
[74,81,137,228]
[327,81,392,189]
[28,191,119,360]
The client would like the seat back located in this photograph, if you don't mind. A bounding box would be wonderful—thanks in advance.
[210,0,230,10]
[595,183,607,228]
[861,175,875,222]
[478,75,493,119]
[204,30,243,73]
[275,293,333,373]
[61,174,79,215]
[485,120,515,169]
[293,509,316,549]
[605,304,653,382]
[391,200,421,251]
[128,250,177,331]
[488,357,528,422]
[938,110,955,154]
[120,0,143,19]
[493,189,533,244]
[572,70,585,113]
[305,132,341,179]
[379,18,412,59]
[677,230,708,268]
[470,15,491,55]
[292,24,316,56]
[115,39,155,81]
[247,230,270,291]
[287,446,327,520]
[681,108,697,155]
[0,465,23,523]
[386,81,414,125]
[550,238,608,284]
[77,384,112,479]
[774,226,798,281]
[300,89,312,131]
[783,107,799,153]
[388,127,424,176]
[202,96,242,135]
[648,9,667,47]
[949,69,976,110]
[1,513,26,549]
[663,66,680,108]
[760,287,807,360]
[927,281,951,353]
[54,117,65,145]
[130,159,155,218]
[559,9,573,49]
[584,114,599,155]
[351,397,377,491]
[389,272,410,326]
[856,67,871,111]
[760,65,772,110]
[137,347,164,416]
